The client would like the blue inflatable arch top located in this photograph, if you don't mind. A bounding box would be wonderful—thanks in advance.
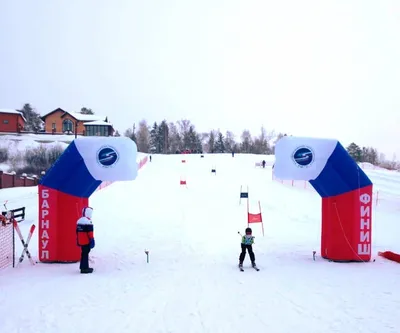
[40,137,139,197]
[274,137,372,196]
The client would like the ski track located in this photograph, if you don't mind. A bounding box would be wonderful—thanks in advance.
[1,154,400,333]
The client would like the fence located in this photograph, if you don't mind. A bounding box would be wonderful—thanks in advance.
[0,221,15,270]
[0,171,39,189]
[272,171,400,209]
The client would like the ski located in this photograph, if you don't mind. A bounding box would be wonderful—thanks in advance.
[238,265,259,271]
[14,222,36,266]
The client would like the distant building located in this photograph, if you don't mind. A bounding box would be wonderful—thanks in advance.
[0,109,26,133]
[41,108,114,136]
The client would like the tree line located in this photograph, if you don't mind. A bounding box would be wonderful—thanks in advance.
[11,103,399,169]
[346,142,398,170]
[123,119,284,155]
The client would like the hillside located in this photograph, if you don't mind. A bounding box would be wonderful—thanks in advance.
[1,153,399,333]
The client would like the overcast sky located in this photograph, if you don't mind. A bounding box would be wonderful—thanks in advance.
[0,1,399,159]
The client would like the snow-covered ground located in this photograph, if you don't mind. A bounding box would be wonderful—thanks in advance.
[0,132,80,143]
[1,153,400,333]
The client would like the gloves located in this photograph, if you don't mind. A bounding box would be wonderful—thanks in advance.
[89,238,95,249]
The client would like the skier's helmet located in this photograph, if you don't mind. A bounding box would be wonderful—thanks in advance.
[245,227,252,234]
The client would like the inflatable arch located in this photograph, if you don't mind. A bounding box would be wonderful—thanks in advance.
[274,137,373,262]
[38,137,139,263]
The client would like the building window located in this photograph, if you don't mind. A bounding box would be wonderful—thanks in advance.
[85,125,109,136]
[52,123,56,129]
[62,119,74,133]
[3,120,9,124]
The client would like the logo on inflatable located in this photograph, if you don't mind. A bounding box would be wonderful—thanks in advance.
[97,146,119,167]
[292,146,314,167]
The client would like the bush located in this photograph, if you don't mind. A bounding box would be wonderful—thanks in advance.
[378,160,400,171]
[22,145,64,175]
[0,147,8,163]
[24,146,47,172]
[47,145,64,166]
[7,151,24,173]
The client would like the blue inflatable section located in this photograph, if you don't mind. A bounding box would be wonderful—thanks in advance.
[309,142,372,197]
[40,141,101,198]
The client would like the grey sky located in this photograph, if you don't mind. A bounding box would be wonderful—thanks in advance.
[1,1,399,159]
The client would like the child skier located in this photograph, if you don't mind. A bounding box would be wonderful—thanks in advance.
[238,227,258,269]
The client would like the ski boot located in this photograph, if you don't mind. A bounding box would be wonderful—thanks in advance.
[80,268,94,274]
[251,262,259,271]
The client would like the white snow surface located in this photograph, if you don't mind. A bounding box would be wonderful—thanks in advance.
[83,120,113,126]
[1,153,400,333]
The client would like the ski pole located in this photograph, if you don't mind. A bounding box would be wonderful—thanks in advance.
[144,249,149,263]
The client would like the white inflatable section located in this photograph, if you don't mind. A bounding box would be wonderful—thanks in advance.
[74,137,138,181]
[274,136,338,181]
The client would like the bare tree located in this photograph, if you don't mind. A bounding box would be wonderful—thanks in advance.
[240,130,253,153]
[199,132,210,153]
[136,120,150,153]
[124,124,136,142]
[224,131,235,152]
[271,132,286,153]
[177,119,191,135]
[168,122,182,153]
[253,126,269,154]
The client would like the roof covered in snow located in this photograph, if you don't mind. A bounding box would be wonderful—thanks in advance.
[0,109,27,122]
[67,112,105,122]
[41,108,106,122]
[83,120,113,126]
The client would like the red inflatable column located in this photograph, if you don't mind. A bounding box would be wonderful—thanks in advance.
[57,192,88,262]
[321,185,372,262]
[356,185,373,261]
[38,185,88,263]
[38,185,59,262]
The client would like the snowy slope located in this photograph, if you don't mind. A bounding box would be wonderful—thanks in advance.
[1,153,400,333]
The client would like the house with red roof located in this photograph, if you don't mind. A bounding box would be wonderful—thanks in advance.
[41,108,114,136]
[0,109,26,133]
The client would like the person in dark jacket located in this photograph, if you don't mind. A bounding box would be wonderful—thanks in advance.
[76,207,95,274]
